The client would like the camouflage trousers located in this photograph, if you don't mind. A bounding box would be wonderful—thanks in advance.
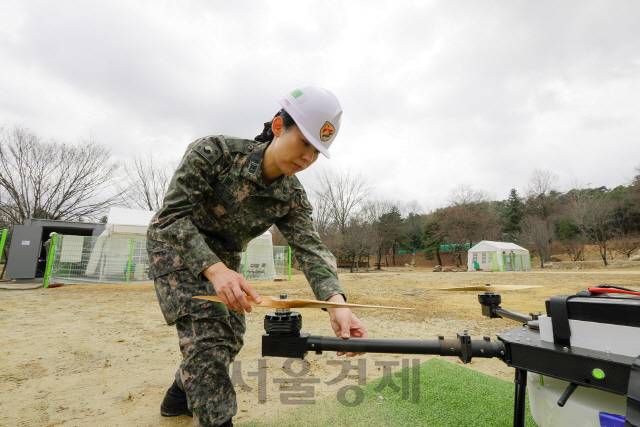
[154,270,245,427]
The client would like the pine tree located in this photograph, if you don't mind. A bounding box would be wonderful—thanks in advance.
[502,189,524,235]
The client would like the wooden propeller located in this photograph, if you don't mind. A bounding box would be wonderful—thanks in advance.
[437,284,542,292]
[193,295,413,310]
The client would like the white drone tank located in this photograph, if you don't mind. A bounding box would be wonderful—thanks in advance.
[528,373,627,427]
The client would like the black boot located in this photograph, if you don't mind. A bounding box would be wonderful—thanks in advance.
[219,418,233,427]
[160,380,193,417]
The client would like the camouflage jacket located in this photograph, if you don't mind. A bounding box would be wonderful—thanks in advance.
[147,135,343,317]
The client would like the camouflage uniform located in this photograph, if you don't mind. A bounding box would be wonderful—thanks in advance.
[147,135,343,427]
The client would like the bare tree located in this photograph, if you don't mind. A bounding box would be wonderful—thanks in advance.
[522,170,561,261]
[558,236,587,261]
[0,125,123,225]
[361,199,395,268]
[525,169,561,220]
[449,184,489,206]
[122,153,176,211]
[437,186,499,266]
[307,190,334,240]
[399,199,425,217]
[567,190,619,266]
[519,216,555,268]
[437,203,500,266]
[610,235,640,259]
[361,199,395,224]
[341,215,377,272]
[312,168,371,235]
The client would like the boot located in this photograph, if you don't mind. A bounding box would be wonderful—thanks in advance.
[160,380,193,417]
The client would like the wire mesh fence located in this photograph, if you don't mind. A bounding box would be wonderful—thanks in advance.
[48,235,150,285]
[511,253,532,271]
[46,234,290,285]
[490,252,532,272]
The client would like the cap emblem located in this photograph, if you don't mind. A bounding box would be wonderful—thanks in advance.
[320,121,335,142]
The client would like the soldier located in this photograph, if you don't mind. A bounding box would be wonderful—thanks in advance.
[147,86,368,427]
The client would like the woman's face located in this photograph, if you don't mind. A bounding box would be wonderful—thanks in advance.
[272,122,320,176]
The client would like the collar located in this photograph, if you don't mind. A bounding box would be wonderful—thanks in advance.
[240,144,294,202]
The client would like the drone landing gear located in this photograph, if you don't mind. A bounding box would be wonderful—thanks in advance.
[513,369,528,427]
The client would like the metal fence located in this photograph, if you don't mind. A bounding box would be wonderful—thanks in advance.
[45,234,290,286]
[45,234,150,285]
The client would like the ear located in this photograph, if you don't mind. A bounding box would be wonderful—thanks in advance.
[271,116,284,137]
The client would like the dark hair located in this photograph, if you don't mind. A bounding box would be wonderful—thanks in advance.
[254,109,296,143]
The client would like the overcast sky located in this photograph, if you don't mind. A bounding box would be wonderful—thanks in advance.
[2,1,639,212]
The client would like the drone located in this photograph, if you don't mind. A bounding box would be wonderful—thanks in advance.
[196,283,640,427]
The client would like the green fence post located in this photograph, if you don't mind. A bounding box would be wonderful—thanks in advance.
[43,233,58,288]
[287,246,291,281]
[0,229,7,264]
[125,238,134,283]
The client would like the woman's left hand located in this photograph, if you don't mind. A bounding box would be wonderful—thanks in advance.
[326,294,368,357]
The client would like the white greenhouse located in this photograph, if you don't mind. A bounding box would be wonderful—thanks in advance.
[467,241,531,272]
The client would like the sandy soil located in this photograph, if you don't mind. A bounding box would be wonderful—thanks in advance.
[2,267,640,426]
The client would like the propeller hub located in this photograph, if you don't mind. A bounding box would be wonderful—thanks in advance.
[276,294,291,314]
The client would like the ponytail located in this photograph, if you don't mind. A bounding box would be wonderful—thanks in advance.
[254,109,296,143]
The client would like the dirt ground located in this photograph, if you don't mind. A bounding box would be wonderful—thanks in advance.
[2,266,640,427]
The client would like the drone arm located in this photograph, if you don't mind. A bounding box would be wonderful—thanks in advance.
[478,293,534,324]
[307,336,441,355]
[493,307,533,324]
[307,335,505,363]
[262,310,505,364]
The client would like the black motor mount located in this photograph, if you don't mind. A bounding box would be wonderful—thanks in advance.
[264,311,302,336]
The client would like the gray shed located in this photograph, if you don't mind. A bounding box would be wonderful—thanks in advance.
[4,218,105,280]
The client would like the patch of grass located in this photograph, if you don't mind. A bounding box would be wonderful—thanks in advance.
[238,358,536,427]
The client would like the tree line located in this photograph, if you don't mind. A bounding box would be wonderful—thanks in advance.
[284,168,640,270]
[2,124,639,272]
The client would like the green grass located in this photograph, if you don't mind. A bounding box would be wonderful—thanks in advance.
[238,358,536,427]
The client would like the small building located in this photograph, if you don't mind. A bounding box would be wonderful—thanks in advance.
[5,218,106,280]
[467,241,531,272]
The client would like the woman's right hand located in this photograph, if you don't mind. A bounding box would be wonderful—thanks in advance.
[203,262,261,314]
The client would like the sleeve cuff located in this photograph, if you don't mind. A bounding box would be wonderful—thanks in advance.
[314,279,346,303]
